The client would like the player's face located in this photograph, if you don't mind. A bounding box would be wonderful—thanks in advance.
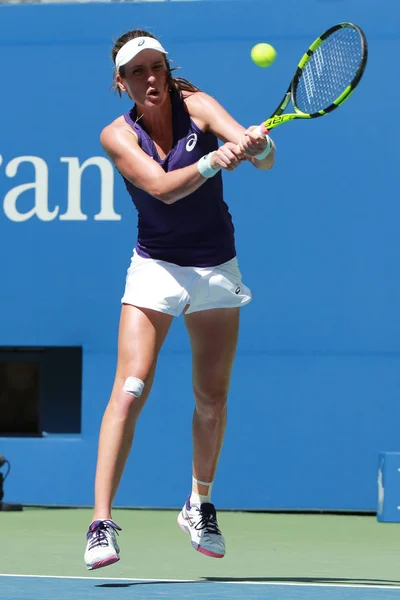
[118,50,169,107]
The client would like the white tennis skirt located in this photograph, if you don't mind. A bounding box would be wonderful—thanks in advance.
[121,250,252,317]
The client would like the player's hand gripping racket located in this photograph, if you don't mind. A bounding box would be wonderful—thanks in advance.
[257,22,368,137]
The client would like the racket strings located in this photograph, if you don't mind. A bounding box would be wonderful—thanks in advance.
[295,26,363,115]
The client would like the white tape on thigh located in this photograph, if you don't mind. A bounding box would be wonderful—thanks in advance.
[123,376,145,398]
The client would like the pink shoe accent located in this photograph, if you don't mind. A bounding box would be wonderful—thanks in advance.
[192,542,224,559]
[90,555,120,570]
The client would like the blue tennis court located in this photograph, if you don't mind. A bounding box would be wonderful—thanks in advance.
[1,576,400,600]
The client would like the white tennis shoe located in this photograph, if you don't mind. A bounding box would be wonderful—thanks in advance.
[84,519,121,570]
[177,497,225,558]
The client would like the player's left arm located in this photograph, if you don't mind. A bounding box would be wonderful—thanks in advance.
[185,92,275,171]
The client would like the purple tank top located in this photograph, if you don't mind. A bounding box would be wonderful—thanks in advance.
[122,90,236,267]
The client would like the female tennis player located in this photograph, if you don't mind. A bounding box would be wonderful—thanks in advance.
[84,29,275,570]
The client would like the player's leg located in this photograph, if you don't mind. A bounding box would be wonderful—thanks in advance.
[178,307,240,558]
[85,304,173,570]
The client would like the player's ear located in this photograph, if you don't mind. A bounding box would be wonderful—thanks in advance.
[115,72,127,93]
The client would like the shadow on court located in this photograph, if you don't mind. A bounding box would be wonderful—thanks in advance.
[204,577,400,587]
[95,577,400,589]
[96,581,205,588]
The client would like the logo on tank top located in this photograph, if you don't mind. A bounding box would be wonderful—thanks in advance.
[186,133,198,152]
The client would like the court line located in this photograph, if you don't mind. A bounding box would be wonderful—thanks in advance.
[1,574,400,590]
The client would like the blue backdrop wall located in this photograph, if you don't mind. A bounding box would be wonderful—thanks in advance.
[0,0,399,510]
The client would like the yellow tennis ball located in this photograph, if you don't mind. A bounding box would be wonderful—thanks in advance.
[251,43,277,68]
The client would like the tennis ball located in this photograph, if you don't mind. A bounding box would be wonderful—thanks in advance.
[251,43,277,68]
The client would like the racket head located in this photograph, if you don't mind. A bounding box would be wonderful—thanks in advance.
[291,22,368,118]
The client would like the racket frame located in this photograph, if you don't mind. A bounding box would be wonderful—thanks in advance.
[260,22,368,134]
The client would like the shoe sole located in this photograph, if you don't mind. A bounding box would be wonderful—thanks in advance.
[86,554,120,570]
[177,512,225,559]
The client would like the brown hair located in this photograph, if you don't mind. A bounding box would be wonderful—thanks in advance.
[111,29,200,96]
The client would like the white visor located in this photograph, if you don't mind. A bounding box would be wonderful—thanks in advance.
[115,37,168,71]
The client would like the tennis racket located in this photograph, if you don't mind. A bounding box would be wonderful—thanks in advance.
[257,22,368,136]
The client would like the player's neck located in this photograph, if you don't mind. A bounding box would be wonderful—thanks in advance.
[136,90,172,139]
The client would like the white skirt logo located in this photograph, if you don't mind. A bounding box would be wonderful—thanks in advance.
[186,133,198,152]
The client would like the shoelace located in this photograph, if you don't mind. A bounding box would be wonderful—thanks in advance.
[87,520,121,550]
[194,505,221,535]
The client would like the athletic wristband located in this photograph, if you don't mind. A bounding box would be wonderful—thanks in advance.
[254,136,273,160]
[197,152,221,179]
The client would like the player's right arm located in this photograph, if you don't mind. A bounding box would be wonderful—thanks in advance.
[100,119,241,205]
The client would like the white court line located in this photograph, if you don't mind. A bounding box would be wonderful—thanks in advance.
[0,574,400,590]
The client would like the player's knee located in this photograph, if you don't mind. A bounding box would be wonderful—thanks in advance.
[123,376,145,398]
[195,389,228,419]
